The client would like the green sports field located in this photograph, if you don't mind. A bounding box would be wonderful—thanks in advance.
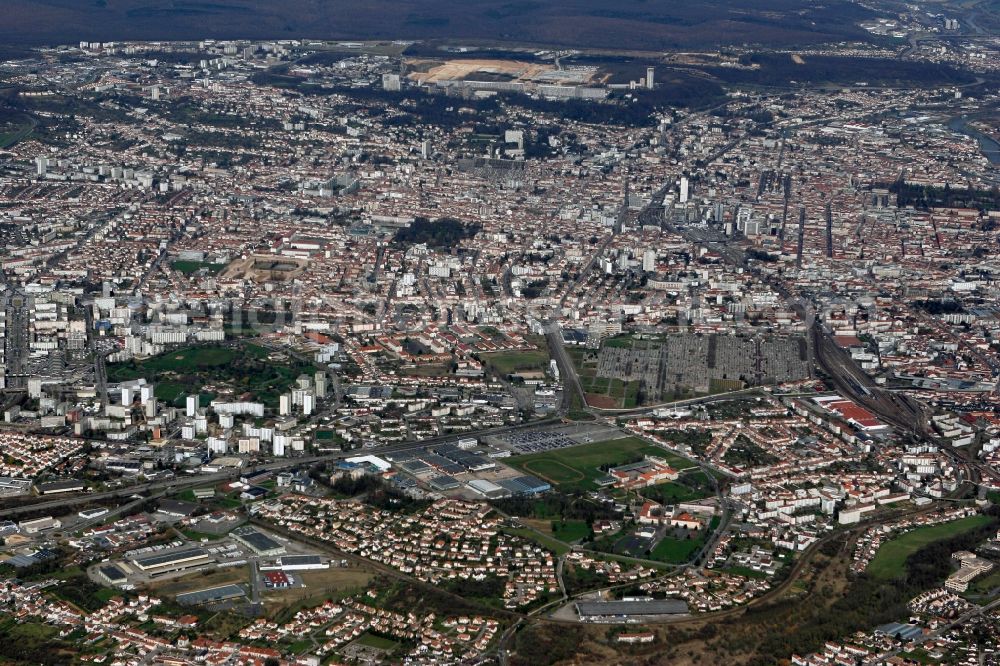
[867,514,993,580]
[507,436,693,492]
[481,349,550,375]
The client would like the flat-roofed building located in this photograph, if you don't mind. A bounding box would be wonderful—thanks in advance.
[260,554,329,571]
[131,547,211,574]
[231,526,285,556]
[575,598,688,621]
[0,477,32,496]
[98,563,128,586]
[37,480,85,495]
[19,516,61,534]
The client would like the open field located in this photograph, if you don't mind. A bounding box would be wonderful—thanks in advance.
[639,472,716,504]
[356,632,400,650]
[109,345,238,377]
[172,260,227,275]
[506,436,688,492]
[867,514,994,580]
[265,567,375,619]
[523,518,592,544]
[501,525,571,556]
[649,534,703,563]
[481,349,549,376]
[143,567,248,599]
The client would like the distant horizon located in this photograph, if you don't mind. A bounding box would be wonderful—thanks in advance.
[0,0,875,49]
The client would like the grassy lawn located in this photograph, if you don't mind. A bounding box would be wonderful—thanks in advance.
[518,458,586,486]
[709,378,745,393]
[285,638,314,654]
[868,515,994,580]
[355,633,400,650]
[639,477,714,504]
[650,536,703,563]
[502,526,570,556]
[602,335,634,349]
[109,345,238,380]
[552,520,591,543]
[718,565,771,579]
[507,436,673,492]
[966,568,1000,596]
[154,380,188,403]
[268,568,374,621]
[623,381,641,408]
[172,260,227,275]
[646,516,718,564]
[0,115,34,149]
[481,349,549,375]
[108,343,311,410]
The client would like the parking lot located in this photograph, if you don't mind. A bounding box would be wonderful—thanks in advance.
[489,423,622,454]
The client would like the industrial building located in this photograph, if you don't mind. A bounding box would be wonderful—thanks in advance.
[98,564,129,586]
[260,554,329,571]
[231,526,286,556]
[575,598,688,621]
[0,477,32,496]
[18,516,61,534]
[131,547,212,575]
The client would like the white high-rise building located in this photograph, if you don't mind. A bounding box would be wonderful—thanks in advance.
[303,393,315,416]
[186,394,198,417]
[642,249,657,272]
[383,73,401,91]
[679,177,689,204]
[646,66,655,90]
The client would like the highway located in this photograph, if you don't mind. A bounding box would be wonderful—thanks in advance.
[0,417,561,518]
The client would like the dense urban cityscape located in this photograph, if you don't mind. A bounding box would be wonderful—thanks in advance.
[2,0,1000,664]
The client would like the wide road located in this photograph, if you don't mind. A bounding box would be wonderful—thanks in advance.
[0,417,561,518]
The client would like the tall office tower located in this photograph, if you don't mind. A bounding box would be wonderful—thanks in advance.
[186,394,198,417]
[679,177,690,204]
[421,139,431,159]
[646,66,655,90]
[35,156,47,176]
